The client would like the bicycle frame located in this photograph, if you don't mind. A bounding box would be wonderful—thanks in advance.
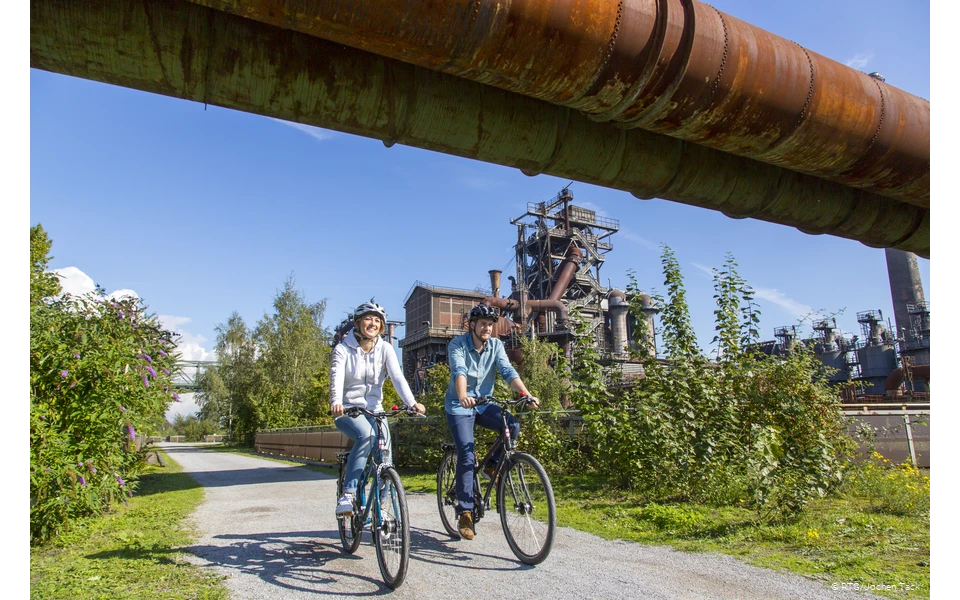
[471,397,527,518]
[339,410,395,527]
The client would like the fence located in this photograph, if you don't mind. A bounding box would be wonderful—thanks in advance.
[253,405,929,469]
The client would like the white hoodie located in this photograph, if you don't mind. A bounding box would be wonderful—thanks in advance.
[329,328,417,411]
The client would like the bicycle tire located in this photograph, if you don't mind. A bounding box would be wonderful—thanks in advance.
[497,452,556,565]
[336,462,363,554]
[437,451,460,538]
[373,467,410,589]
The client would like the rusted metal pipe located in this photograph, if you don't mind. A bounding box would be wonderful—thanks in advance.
[30,0,929,256]
[884,364,930,392]
[188,0,929,208]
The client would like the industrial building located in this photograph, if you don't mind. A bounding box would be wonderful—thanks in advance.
[399,188,655,392]
[397,189,929,404]
[757,248,930,402]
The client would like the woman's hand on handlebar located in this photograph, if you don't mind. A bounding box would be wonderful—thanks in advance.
[330,403,345,418]
[522,394,540,409]
[413,402,426,415]
[459,396,477,409]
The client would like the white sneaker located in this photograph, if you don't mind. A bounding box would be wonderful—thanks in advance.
[336,493,355,516]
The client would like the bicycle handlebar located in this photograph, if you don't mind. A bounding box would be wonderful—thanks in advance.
[342,405,424,419]
[472,395,537,409]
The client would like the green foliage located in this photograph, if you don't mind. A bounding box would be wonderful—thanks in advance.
[845,452,930,516]
[30,230,180,542]
[568,245,854,520]
[196,277,331,443]
[512,336,579,472]
[30,224,63,302]
[171,414,222,442]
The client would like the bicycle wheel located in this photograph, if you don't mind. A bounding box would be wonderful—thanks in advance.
[373,467,410,589]
[336,463,363,554]
[497,452,556,565]
[436,451,460,538]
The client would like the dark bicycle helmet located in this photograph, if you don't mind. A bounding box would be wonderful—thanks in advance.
[353,300,387,325]
[468,303,500,322]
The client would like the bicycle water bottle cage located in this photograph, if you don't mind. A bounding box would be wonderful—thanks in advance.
[336,451,350,463]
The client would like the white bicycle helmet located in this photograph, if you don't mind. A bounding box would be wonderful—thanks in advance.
[353,300,387,325]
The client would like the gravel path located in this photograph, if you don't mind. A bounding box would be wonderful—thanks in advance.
[161,443,881,599]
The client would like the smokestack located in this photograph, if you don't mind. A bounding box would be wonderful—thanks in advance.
[386,323,397,347]
[489,270,502,298]
[607,289,629,357]
[885,248,926,339]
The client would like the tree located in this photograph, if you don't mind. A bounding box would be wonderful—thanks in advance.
[30,224,62,302]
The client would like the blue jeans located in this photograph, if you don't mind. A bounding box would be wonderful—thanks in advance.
[334,413,392,494]
[446,406,520,514]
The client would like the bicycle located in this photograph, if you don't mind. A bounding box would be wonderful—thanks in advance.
[335,405,419,589]
[436,395,556,565]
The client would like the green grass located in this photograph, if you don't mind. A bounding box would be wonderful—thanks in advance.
[30,451,230,600]
[397,469,930,600]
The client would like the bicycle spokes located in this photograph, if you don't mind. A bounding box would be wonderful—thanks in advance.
[498,454,556,565]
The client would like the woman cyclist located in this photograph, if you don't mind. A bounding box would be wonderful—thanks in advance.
[330,300,426,516]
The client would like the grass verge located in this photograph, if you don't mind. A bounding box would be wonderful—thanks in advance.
[398,469,929,600]
[30,450,230,600]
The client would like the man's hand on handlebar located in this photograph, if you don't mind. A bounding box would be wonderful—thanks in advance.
[459,396,477,409]
[522,394,540,409]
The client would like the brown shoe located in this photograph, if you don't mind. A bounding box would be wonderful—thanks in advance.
[481,464,497,481]
[458,512,475,540]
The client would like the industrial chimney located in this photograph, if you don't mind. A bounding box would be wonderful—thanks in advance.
[488,270,502,299]
[884,249,926,340]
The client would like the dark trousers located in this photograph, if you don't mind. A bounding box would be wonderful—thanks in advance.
[446,406,520,514]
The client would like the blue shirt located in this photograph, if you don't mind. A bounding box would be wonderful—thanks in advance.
[444,332,520,415]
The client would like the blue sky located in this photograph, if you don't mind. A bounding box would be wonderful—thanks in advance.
[26,0,932,424]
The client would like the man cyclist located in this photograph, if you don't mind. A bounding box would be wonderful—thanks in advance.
[445,303,539,540]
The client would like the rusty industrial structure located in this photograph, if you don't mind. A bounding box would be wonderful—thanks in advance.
[400,188,654,391]
[758,248,930,402]
[31,0,929,256]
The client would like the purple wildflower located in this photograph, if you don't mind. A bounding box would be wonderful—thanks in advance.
[74,354,81,359]
[79,475,86,486]
[146,366,157,378]
[116,475,125,487]
[127,490,133,498]
[39,415,45,420]
[45,467,51,472]
[90,466,97,474]
[141,353,153,363]
[123,498,129,507]
[60,370,68,378]
[142,376,149,388]
[118,309,124,318]
[69,382,76,389]
[127,424,136,440]
[173,394,181,403]
[158,349,168,358]
[78,462,83,468]
[161,368,170,375]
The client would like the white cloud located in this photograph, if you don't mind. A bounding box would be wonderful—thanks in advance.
[51,266,95,297]
[617,229,660,252]
[845,52,874,70]
[690,262,716,279]
[158,314,216,362]
[108,289,139,301]
[272,118,336,142]
[753,287,814,319]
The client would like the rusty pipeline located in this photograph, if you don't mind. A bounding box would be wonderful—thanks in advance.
[187,0,929,209]
[30,0,929,256]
